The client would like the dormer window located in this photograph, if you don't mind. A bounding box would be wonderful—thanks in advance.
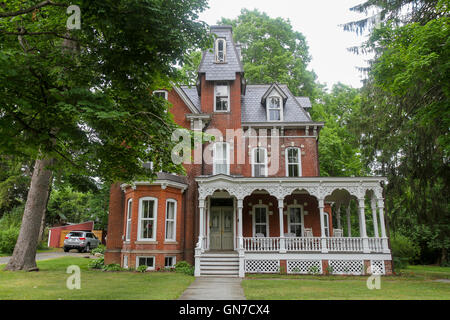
[215,38,226,63]
[268,96,282,121]
[215,82,229,112]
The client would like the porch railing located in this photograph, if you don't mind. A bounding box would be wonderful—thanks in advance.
[242,237,389,253]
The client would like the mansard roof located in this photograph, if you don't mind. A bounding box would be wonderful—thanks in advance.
[241,84,313,123]
[198,25,244,81]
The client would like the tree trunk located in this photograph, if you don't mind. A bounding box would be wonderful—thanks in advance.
[4,157,54,271]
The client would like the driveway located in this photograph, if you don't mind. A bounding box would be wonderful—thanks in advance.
[178,277,246,300]
[0,250,92,265]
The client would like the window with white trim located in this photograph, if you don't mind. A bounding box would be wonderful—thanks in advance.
[213,142,230,175]
[288,206,303,237]
[138,197,157,240]
[153,90,168,100]
[267,96,282,121]
[252,147,268,177]
[324,212,330,237]
[125,199,132,241]
[123,255,128,268]
[286,147,302,177]
[165,256,176,268]
[215,38,226,62]
[165,199,177,241]
[137,256,155,270]
[215,83,229,112]
[253,206,269,237]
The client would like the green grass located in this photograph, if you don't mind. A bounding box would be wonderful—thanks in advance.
[242,266,450,300]
[0,257,194,300]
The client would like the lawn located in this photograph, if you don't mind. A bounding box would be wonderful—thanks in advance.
[242,266,450,300]
[0,257,194,300]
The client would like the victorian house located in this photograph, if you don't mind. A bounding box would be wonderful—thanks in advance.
[105,25,392,277]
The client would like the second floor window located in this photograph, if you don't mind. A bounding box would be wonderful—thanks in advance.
[286,147,302,177]
[252,148,268,177]
[213,142,230,175]
[215,83,229,112]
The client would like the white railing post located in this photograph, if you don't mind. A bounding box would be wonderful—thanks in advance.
[278,199,286,253]
[319,199,328,253]
[358,198,370,253]
[377,199,390,253]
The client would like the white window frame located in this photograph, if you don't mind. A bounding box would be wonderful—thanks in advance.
[323,212,330,237]
[165,199,177,241]
[138,197,158,241]
[125,198,132,241]
[153,90,168,100]
[214,82,230,112]
[213,142,230,175]
[287,205,304,237]
[164,256,176,268]
[266,94,283,121]
[251,147,268,177]
[252,205,270,237]
[285,147,302,177]
[215,38,226,63]
[123,255,128,269]
[136,256,155,271]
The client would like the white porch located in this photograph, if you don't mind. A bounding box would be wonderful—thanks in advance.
[194,175,391,277]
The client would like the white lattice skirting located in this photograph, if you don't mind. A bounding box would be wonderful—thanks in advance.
[245,259,280,273]
[370,260,386,275]
[287,260,323,274]
[329,260,364,275]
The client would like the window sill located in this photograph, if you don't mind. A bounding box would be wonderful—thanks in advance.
[135,241,158,245]
[164,240,178,244]
[213,111,231,114]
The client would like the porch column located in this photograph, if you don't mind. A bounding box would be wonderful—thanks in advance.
[358,198,370,253]
[346,203,352,237]
[278,199,286,253]
[377,199,390,253]
[336,202,342,230]
[237,199,244,249]
[318,199,328,253]
[237,199,245,278]
[371,198,379,238]
[198,199,205,253]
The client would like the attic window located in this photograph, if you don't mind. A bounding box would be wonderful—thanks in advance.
[268,96,282,121]
[215,38,226,63]
[153,90,168,100]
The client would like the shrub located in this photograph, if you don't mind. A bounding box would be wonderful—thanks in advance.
[174,261,194,276]
[88,256,105,269]
[102,263,122,272]
[390,233,420,267]
[91,244,105,255]
[0,226,20,254]
[137,265,148,273]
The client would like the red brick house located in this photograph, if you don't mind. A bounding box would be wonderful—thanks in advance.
[105,25,392,276]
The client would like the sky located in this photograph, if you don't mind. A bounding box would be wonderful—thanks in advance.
[198,0,373,89]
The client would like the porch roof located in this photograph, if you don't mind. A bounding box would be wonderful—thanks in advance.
[195,174,387,203]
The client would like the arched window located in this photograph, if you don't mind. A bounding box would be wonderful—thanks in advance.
[252,147,268,177]
[215,38,226,62]
[286,147,302,177]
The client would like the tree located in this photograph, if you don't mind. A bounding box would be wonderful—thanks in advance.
[0,0,211,271]
[345,0,450,264]
[219,9,317,98]
[310,83,367,177]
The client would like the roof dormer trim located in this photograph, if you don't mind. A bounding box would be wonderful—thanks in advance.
[261,83,288,105]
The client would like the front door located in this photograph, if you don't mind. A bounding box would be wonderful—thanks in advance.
[210,207,234,250]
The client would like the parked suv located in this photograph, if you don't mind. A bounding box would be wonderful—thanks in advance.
[63,231,100,253]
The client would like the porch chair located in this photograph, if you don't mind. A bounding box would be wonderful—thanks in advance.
[333,228,343,237]
[303,228,313,237]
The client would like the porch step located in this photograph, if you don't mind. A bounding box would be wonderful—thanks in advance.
[198,252,240,277]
